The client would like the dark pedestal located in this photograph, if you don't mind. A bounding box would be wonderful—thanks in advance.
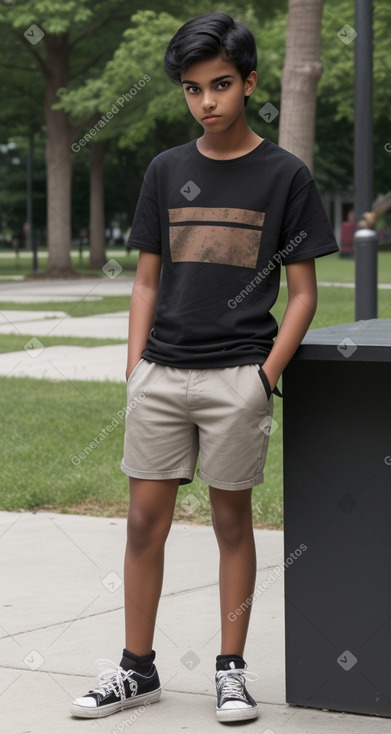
[283,319,391,717]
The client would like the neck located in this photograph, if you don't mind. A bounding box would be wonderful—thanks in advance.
[197,120,262,160]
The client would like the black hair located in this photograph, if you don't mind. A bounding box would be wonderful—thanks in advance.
[163,12,257,85]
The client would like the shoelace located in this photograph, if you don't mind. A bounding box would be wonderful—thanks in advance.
[216,668,258,703]
[90,659,138,709]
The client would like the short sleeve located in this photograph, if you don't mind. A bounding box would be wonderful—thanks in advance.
[279,165,339,264]
[127,160,161,254]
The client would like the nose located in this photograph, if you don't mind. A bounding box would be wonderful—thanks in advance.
[201,92,216,111]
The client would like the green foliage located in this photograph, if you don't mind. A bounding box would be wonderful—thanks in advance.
[320,1,390,122]
[58,10,184,149]
[57,5,289,158]
[314,0,391,192]
[0,0,138,242]
[58,5,292,152]
[1,0,390,240]
[0,0,92,33]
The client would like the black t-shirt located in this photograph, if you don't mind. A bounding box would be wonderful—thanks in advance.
[128,138,339,368]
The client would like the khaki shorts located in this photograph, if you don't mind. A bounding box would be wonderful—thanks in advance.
[121,359,274,491]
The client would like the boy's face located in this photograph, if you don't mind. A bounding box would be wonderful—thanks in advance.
[180,55,256,133]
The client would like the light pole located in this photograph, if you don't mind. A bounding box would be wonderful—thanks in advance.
[354,0,377,320]
[26,129,37,272]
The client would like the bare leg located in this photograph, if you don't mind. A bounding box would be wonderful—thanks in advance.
[124,477,179,655]
[209,487,256,657]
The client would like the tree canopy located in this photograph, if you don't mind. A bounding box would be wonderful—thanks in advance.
[0,0,389,261]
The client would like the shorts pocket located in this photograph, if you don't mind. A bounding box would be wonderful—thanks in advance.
[127,358,145,383]
[257,365,272,400]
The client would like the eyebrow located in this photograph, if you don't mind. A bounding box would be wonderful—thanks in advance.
[181,74,235,85]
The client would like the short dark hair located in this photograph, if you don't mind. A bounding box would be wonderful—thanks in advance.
[163,12,257,85]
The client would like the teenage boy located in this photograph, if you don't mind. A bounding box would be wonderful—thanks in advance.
[71,12,338,724]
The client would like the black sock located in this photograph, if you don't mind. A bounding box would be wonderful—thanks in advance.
[216,654,245,671]
[120,648,155,675]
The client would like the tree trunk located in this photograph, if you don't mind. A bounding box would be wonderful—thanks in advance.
[279,0,324,172]
[44,34,74,276]
[89,140,107,269]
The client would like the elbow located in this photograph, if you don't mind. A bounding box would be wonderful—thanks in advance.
[310,289,318,318]
[307,291,318,325]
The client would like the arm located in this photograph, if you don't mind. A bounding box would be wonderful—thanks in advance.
[261,259,318,392]
[126,250,162,380]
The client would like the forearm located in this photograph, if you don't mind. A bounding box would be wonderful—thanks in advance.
[261,260,317,391]
[126,283,158,378]
[261,294,316,390]
[125,252,161,379]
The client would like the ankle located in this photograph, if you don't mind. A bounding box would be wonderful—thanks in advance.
[216,653,245,671]
[120,648,155,674]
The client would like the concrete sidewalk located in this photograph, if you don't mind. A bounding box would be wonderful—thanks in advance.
[0,277,130,380]
[0,342,128,382]
[1,511,390,734]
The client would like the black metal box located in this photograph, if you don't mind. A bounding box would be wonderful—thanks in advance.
[283,319,391,717]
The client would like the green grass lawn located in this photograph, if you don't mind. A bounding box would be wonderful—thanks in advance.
[0,251,390,525]
[274,278,391,330]
[312,250,391,284]
[0,248,139,278]
[0,376,283,527]
[0,334,126,354]
[0,377,130,515]
[0,294,131,318]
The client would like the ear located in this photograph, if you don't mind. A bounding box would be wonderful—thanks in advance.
[244,70,257,99]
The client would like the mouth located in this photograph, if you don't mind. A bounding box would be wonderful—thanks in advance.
[202,114,221,122]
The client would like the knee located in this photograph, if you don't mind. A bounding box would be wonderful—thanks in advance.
[127,504,170,554]
[212,507,252,548]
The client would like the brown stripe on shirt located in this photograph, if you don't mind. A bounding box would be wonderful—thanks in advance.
[168,207,265,268]
[169,207,265,227]
[170,225,262,268]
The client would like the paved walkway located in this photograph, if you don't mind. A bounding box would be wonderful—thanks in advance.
[0,278,131,381]
[2,511,390,734]
[1,278,391,732]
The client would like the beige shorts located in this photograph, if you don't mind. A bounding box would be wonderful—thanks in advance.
[121,359,274,490]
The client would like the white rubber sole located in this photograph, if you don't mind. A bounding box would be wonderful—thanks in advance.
[216,704,258,722]
[70,687,161,719]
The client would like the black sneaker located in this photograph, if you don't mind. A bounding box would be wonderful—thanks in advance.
[215,662,258,722]
[70,658,161,718]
